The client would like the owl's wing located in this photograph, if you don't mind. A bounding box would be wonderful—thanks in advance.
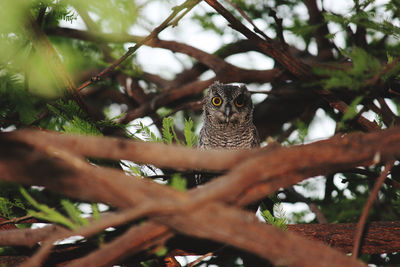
[251,126,261,147]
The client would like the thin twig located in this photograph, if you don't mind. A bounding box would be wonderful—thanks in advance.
[267,8,286,44]
[389,88,400,96]
[351,161,395,258]
[187,252,214,267]
[0,215,36,226]
[224,0,268,39]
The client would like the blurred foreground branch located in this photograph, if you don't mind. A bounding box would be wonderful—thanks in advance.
[2,128,400,266]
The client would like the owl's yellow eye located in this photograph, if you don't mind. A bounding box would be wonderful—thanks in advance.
[234,95,245,108]
[212,96,222,106]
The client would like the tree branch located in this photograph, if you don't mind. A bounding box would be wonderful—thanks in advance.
[2,128,400,265]
[352,161,395,258]
[289,221,400,254]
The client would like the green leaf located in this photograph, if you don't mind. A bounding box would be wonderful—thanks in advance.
[63,116,102,136]
[314,47,381,91]
[162,117,174,144]
[0,198,13,218]
[61,199,89,226]
[0,72,41,124]
[260,202,288,231]
[91,203,100,221]
[47,100,102,135]
[168,174,187,192]
[184,117,198,147]
[20,187,77,229]
[154,246,168,257]
[133,122,161,142]
[342,96,363,122]
[162,117,180,145]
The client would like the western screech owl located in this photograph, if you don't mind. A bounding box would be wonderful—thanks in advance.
[198,81,260,150]
[195,82,260,185]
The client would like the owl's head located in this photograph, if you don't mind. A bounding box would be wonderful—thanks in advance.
[203,81,254,126]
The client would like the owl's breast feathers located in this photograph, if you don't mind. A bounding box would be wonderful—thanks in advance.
[198,122,260,150]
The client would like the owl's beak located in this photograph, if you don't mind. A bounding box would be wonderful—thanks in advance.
[224,105,232,123]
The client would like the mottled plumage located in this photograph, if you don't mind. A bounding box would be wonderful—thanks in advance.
[196,82,259,185]
[198,81,260,150]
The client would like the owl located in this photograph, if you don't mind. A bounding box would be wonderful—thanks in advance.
[198,81,260,150]
[196,82,260,185]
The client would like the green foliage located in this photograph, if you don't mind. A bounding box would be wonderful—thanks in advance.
[321,194,369,223]
[337,96,364,130]
[20,187,88,229]
[38,1,78,27]
[133,121,162,143]
[315,47,381,91]
[0,71,42,125]
[133,117,197,147]
[20,187,75,229]
[91,203,101,221]
[294,119,308,144]
[47,100,102,135]
[162,117,180,145]
[183,118,198,147]
[154,246,168,257]
[61,199,89,227]
[342,96,363,121]
[382,53,400,81]
[50,37,106,74]
[168,174,187,192]
[260,202,288,230]
[0,197,26,219]
[324,11,400,39]
[0,183,30,220]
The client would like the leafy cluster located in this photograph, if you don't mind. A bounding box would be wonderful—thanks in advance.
[20,188,89,230]
[315,48,381,91]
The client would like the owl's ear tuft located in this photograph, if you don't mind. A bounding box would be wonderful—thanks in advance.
[208,81,222,93]
[239,84,249,93]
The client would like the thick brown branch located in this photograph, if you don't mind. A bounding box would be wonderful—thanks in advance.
[289,221,400,254]
[65,222,172,267]
[3,130,389,266]
[0,225,66,247]
[155,203,365,267]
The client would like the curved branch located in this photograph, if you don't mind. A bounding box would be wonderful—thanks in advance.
[2,128,400,266]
